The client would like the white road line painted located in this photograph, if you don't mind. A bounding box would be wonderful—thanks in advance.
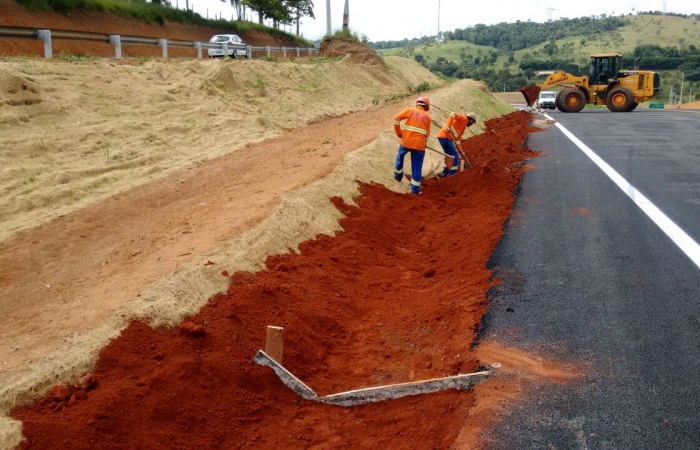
[545,114,700,271]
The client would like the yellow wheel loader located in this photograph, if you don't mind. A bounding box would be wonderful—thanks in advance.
[519,54,661,113]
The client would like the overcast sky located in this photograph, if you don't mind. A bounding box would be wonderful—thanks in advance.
[189,0,697,42]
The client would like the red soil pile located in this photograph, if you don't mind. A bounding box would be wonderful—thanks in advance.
[518,84,540,107]
[319,37,381,64]
[13,111,540,449]
[678,99,700,109]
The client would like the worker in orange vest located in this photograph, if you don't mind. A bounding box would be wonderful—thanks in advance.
[393,96,431,194]
[437,112,477,177]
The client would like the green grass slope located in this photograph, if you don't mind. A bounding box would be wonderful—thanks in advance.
[381,15,700,71]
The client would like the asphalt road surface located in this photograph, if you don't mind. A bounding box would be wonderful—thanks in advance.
[481,109,700,449]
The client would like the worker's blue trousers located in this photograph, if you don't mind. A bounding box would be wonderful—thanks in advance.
[394,145,425,194]
[438,137,460,177]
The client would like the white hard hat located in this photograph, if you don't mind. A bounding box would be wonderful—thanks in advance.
[467,112,477,121]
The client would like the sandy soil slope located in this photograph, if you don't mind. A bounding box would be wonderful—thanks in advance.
[0,52,449,379]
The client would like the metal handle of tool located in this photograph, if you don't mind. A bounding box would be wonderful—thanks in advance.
[452,139,471,169]
[425,145,455,159]
[454,141,465,171]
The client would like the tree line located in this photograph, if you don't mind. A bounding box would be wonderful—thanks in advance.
[442,16,629,51]
[371,12,699,50]
[151,0,314,35]
[371,16,629,51]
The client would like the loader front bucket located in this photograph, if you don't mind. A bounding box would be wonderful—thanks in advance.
[518,84,541,107]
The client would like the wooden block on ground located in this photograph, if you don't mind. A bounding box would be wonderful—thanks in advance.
[265,325,284,363]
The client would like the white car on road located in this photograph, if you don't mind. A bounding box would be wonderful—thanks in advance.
[537,91,557,110]
[207,34,248,59]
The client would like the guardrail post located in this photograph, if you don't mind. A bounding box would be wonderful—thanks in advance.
[36,30,52,59]
[109,35,122,59]
[194,42,202,59]
[158,39,168,58]
[282,47,287,59]
[222,42,228,57]
[265,46,271,58]
[246,45,252,59]
[295,47,301,58]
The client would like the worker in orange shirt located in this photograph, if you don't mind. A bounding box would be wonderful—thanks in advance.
[393,96,431,194]
[437,112,477,177]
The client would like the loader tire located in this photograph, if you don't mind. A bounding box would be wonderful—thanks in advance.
[558,88,586,113]
[555,91,565,110]
[606,86,634,112]
[629,102,639,111]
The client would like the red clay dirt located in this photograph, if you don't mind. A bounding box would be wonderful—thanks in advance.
[13,111,542,449]
[518,84,541,107]
[0,0,297,58]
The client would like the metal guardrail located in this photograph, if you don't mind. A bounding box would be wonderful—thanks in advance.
[0,26,36,39]
[0,26,318,60]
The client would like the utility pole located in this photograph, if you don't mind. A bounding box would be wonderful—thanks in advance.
[680,73,685,105]
[326,0,331,35]
[437,0,441,43]
[343,0,349,32]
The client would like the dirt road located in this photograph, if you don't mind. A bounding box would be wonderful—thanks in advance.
[0,101,410,372]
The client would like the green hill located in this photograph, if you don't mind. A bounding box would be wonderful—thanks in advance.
[376,13,700,104]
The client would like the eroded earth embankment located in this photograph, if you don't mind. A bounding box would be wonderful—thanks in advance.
[13,111,542,449]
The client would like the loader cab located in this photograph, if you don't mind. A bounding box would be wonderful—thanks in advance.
[589,54,621,85]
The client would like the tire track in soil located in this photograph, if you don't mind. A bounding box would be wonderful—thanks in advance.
[13,111,541,449]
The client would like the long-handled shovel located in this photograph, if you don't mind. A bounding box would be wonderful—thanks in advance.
[427,145,465,175]
[426,145,458,176]
[452,139,471,170]
[425,145,455,159]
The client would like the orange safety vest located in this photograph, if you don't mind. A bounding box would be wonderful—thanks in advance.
[437,112,469,141]
[393,106,431,150]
